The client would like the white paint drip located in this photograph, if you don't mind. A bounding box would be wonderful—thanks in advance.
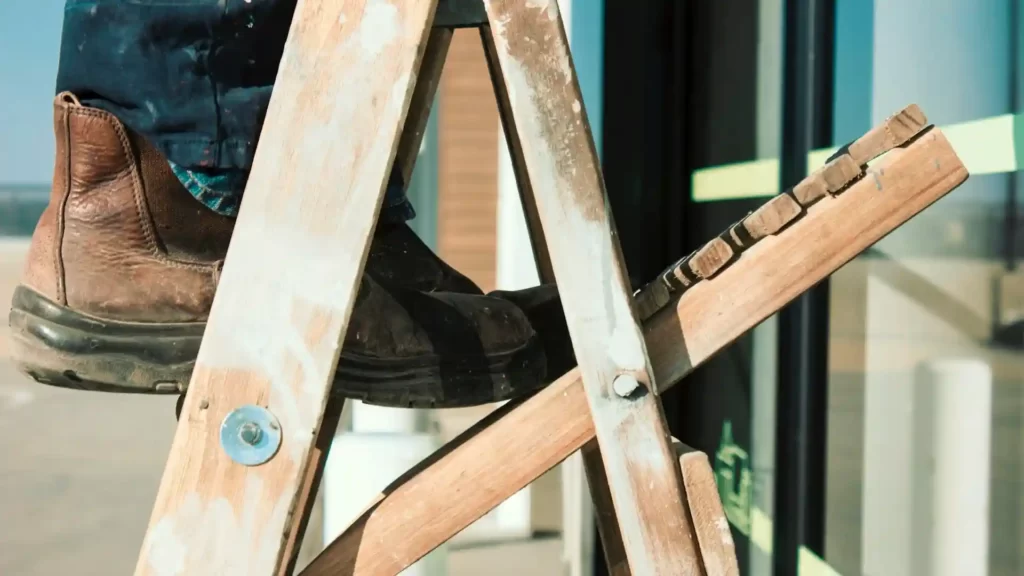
[607,322,646,372]
[717,515,734,546]
[525,0,559,21]
[144,477,292,576]
[358,0,400,63]
[146,516,187,576]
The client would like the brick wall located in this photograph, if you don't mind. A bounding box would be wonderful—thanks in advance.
[437,29,499,293]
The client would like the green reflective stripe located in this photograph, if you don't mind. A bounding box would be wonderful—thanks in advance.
[943,113,1017,175]
[799,547,845,576]
[733,506,845,576]
[749,506,774,554]
[692,158,780,202]
[692,113,1022,202]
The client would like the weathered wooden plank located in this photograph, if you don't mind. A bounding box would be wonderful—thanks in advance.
[792,154,860,206]
[635,104,930,322]
[479,25,555,282]
[840,103,927,167]
[744,192,803,241]
[673,441,739,576]
[301,389,595,575]
[481,1,698,574]
[582,444,633,576]
[134,1,439,575]
[300,126,967,576]
[689,237,735,280]
[483,21,632,574]
[394,27,453,187]
[278,398,345,576]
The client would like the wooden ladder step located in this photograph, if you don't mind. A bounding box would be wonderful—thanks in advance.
[634,105,932,320]
[300,121,968,575]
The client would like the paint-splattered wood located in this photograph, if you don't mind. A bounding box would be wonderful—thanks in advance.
[582,444,633,576]
[301,126,967,575]
[134,1,439,575]
[482,1,699,574]
[580,442,739,576]
[484,20,628,573]
[479,25,555,282]
[486,22,633,573]
[673,441,739,576]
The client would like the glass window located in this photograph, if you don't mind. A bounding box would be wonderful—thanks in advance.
[664,1,785,575]
[825,2,1024,576]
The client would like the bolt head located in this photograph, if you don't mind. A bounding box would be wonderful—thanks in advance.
[613,374,640,398]
[238,421,263,446]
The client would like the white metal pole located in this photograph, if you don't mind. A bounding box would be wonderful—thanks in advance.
[910,359,992,576]
[322,401,448,576]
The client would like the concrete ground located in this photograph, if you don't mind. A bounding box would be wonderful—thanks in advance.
[0,240,179,575]
[0,239,564,575]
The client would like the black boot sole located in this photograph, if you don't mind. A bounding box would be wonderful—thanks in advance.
[8,286,548,409]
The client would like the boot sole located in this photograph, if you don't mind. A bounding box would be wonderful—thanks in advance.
[8,286,548,409]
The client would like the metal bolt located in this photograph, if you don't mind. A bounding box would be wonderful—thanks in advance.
[613,374,640,398]
[220,404,282,466]
[238,421,263,446]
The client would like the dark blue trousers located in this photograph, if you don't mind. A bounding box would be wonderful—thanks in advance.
[56,0,412,219]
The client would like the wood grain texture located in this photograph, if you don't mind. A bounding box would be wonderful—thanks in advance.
[634,105,933,323]
[482,1,698,574]
[844,104,927,167]
[792,154,859,206]
[583,444,639,576]
[673,442,739,576]
[689,238,735,280]
[277,398,345,576]
[484,20,623,574]
[301,127,967,576]
[744,193,803,240]
[134,1,438,574]
[480,26,555,282]
[301,388,596,575]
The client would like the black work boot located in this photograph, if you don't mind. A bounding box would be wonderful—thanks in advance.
[368,220,483,294]
[8,93,548,408]
[489,284,577,379]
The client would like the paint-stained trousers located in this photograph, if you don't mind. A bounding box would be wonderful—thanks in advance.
[56,0,414,220]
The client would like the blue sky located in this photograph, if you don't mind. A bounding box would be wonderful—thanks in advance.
[0,1,64,185]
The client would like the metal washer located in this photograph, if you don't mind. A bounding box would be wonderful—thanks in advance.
[220,404,282,466]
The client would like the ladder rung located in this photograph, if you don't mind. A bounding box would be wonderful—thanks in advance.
[435,0,487,29]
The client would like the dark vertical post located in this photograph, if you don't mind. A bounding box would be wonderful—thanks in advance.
[774,0,834,574]
[1008,0,1021,273]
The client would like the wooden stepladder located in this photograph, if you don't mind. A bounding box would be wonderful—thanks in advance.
[133,1,970,575]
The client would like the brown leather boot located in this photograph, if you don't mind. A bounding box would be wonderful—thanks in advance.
[7,93,548,408]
